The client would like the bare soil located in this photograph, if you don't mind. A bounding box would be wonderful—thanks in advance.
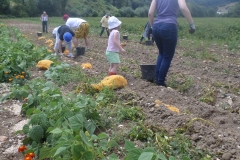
[1,20,240,160]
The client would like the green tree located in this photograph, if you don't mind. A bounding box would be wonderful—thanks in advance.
[119,7,135,17]
[228,2,240,17]
[26,0,39,17]
[134,6,148,17]
[0,0,10,15]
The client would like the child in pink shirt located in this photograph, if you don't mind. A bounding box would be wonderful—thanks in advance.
[105,16,126,75]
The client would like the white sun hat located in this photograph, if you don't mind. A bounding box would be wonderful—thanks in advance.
[108,16,122,30]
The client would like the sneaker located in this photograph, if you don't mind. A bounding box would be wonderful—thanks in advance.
[53,53,57,56]
[86,46,90,50]
[67,52,75,58]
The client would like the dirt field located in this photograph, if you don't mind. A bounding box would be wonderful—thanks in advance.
[0,20,240,160]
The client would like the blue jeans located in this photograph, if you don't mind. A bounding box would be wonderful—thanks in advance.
[152,23,178,85]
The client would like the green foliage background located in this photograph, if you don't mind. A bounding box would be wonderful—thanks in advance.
[0,0,240,18]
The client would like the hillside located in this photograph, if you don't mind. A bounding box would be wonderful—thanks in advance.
[3,0,240,18]
[218,2,238,11]
[187,0,239,7]
[65,0,118,17]
[63,0,239,17]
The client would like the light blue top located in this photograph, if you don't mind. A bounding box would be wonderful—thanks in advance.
[154,0,179,25]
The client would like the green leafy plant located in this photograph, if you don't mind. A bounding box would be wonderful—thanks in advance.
[199,85,216,105]
[167,74,193,93]
[118,106,145,122]
[128,123,154,141]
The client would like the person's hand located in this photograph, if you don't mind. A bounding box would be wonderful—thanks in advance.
[120,43,127,48]
[120,48,126,54]
[189,23,195,34]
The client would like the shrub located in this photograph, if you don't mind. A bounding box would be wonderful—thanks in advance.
[134,6,149,17]
[119,7,135,17]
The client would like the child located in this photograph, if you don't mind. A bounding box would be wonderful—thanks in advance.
[139,22,154,44]
[106,16,126,76]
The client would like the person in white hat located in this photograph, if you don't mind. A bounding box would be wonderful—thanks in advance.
[105,16,126,76]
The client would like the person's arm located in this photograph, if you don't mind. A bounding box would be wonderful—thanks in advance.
[40,15,42,21]
[100,17,104,27]
[58,40,63,53]
[148,0,156,27]
[178,0,195,33]
[113,31,126,54]
[178,0,193,24]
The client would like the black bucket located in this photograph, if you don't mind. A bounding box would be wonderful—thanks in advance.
[76,47,85,56]
[145,40,153,46]
[123,35,128,40]
[140,64,156,82]
[37,32,42,37]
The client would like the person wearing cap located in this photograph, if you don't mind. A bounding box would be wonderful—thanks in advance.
[99,13,110,37]
[105,16,126,76]
[54,25,75,58]
[62,14,90,50]
[40,11,49,33]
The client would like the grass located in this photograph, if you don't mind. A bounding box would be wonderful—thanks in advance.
[167,73,194,93]
[199,85,216,105]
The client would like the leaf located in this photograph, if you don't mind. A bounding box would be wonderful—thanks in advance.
[29,125,44,142]
[74,102,87,109]
[71,144,85,159]
[83,151,94,160]
[108,153,119,160]
[54,147,67,157]
[138,152,154,160]
[169,156,177,160]
[26,108,35,117]
[39,147,52,160]
[51,94,61,98]
[108,139,118,149]
[18,60,26,69]
[99,139,108,151]
[68,114,85,131]
[50,128,62,134]
[80,130,93,147]
[84,120,96,135]
[98,132,109,139]
[42,87,50,92]
[143,147,155,153]
[22,137,32,145]
[124,139,135,151]
[127,148,143,160]
[157,153,167,160]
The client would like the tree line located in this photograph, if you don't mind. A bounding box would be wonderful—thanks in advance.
[0,0,240,18]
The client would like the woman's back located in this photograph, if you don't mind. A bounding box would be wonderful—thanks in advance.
[154,0,179,25]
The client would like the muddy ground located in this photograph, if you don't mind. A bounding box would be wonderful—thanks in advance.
[0,20,240,160]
